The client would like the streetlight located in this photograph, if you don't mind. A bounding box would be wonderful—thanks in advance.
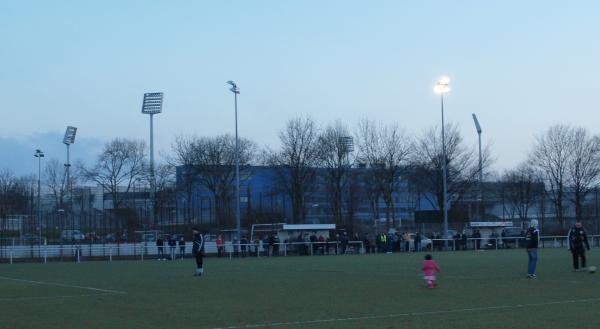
[63,126,77,230]
[226,80,241,246]
[34,149,44,245]
[472,113,483,220]
[434,76,450,241]
[141,92,164,226]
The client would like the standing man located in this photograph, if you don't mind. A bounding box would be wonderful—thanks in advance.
[168,234,177,260]
[568,220,591,271]
[414,232,422,252]
[216,235,224,258]
[525,220,540,279]
[192,228,205,277]
[156,235,165,260]
[178,236,186,259]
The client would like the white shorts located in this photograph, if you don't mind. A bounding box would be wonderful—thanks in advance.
[424,275,436,281]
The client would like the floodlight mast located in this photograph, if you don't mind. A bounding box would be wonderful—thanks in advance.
[63,126,77,231]
[434,77,450,243]
[141,92,163,226]
[472,113,483,220]
[226,81,241,248]
[34,149,45,247]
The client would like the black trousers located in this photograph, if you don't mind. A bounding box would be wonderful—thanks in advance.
[195,253,203,269]
[572,249,586,269]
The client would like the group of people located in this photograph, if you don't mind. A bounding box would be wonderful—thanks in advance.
[525,219,591,279]
[362,231,424,253]
[155,235,186,260]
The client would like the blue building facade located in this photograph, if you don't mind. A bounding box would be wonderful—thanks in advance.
[175,165,435,230]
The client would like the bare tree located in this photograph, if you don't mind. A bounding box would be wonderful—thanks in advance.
[267,116,320,223]
[355,119,411,229]
[169,135,199,223]
[316,120,354,226]
[530,124,573,229]
[153,162,176,223]
[410,124,488,221]
[80,138,147,211]
[0,169,32,215]
[567,128,600,220]
[500,164,541,221]
[169,134,255,227]
[193,135,255,228]
[43,158,68,211]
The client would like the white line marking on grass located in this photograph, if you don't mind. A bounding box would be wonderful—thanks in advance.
[0,293,115,302]
[205,298,600,329]
[0,276,127,295]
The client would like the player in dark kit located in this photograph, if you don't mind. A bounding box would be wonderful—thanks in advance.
[568,221,590,271]
[192,228,205,277]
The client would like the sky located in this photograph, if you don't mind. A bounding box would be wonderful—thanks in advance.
[1,0,599,176]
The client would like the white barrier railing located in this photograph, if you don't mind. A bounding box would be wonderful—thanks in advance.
[1,236,597,263]
[0,241,366,263]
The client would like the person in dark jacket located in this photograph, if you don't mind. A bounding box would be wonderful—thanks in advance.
[168,235,177,260]
[340,232,349,254]
[473,230,482,250]
[178,236,186,259]
[414,232,422,252]
[240,236,248,258]
[525,220,540,278]
[192,228,205,277]
[156,236,165,260]
[568,221,591,271]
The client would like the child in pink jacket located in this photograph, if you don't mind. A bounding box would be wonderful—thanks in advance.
[422,254,441,289]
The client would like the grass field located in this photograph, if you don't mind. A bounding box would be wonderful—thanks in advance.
[1,249,599,329]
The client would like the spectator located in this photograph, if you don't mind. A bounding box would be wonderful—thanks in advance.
[303,233,311,256]
[454,232,461,251]
[310,232,318,255]
[435,232,442,251]
[473,230,482,250]
[368,233,376,254]
[340,232,349,254]
[318,235,326,255]
[268,234,276,257]
[296,233,304,255]
[386,232,394,254]
[240,236,248,257]
[403,232,410,252]
[156,235,165,260]
[461,231,468,250]
[178,236,186,259]
[216,235,224,258]
[568,220,591,271]
[168,234,177,260]
[414,232,422,252]
[273,235,280,256]
[363,234,371,254]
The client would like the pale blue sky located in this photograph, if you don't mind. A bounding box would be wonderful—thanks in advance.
[1,1,599,175]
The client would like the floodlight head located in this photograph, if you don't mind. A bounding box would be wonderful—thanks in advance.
[34,149,44,157]
[434,76,451,94]
[141,92,164,114]
[472,114,482,134]
[227,80,240,94]
[63,126,77,145]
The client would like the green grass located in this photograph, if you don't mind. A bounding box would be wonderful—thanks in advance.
[1,249,599,329]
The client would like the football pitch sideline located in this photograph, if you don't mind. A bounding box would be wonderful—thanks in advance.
[1,249,598,329]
